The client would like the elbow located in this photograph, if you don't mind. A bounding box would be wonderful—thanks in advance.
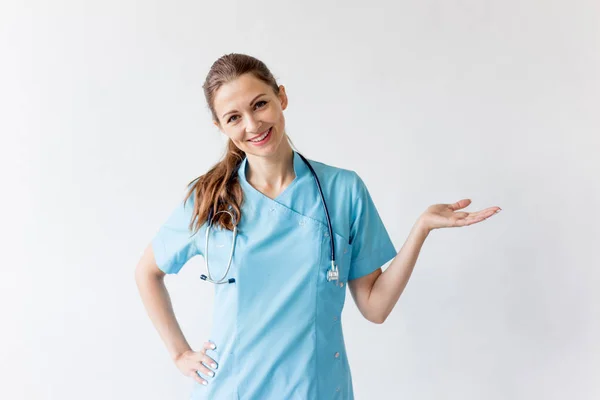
[366,311,388,325]
[360,303,390,324]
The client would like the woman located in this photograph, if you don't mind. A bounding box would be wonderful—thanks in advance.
[135,53,501,399]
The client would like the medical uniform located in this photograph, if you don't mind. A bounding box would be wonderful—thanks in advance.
[152,150,397,400]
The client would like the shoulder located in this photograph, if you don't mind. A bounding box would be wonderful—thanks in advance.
[305,157,365,196]
[303,157,369,223]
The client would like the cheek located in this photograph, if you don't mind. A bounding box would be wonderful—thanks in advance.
[224,127,245,142]
[269,108,284,126]
[277,113,286,130]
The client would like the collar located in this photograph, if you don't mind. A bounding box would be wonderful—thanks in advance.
[237,149,309,185]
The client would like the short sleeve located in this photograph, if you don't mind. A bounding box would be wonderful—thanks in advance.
[347,172,397,281]
[151,192,200,274]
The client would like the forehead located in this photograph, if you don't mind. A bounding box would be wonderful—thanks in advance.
[213,73,272,112]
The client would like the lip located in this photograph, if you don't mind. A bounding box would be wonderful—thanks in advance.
[247,127,272,142]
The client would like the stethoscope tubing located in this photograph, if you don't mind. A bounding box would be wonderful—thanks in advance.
[202,209,238,284]
[201,152,337,284]
[296,153,338,277]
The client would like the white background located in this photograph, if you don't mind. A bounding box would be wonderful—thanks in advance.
[2,0,599,399]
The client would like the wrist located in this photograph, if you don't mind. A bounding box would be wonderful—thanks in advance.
[414,216,431,236]
[171,347,192,362]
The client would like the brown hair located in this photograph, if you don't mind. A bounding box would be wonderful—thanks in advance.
[184,53,282,233]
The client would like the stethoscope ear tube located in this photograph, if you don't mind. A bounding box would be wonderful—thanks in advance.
[201,274,236,284]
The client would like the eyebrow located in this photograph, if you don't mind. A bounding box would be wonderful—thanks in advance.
[221,93,267,119]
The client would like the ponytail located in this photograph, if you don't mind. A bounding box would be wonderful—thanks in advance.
[185,139,245,233]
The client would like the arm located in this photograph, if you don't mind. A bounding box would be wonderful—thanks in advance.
[134,243,193,360]
[348,218,429,324]
[348,199,501,324]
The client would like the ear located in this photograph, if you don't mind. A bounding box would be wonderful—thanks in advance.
[278,85,288,111]
[213,119,222,132]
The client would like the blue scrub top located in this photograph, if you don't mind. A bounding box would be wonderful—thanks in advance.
[152,150,397,400]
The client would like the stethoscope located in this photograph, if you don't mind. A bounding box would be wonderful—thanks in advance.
[200,152,339,285]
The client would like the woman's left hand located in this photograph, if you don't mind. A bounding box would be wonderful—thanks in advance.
[418,199,501,231]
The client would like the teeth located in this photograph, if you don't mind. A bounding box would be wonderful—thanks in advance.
[250,128,270,142]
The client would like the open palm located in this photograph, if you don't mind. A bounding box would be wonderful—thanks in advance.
[420,199,501,230]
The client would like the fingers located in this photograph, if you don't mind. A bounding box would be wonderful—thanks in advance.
[203,341,217,352]
[195,361,216,378]
[203,355,218,370]
[456,211,496,226]
[202,341,218,369]
[189,341,218,386]
[190,370,208,386]
[455,206,501,225]
[176,342,219,386]
[470,207,500,216]
[469,208,501,221]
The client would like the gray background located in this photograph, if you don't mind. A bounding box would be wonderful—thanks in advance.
[2,0,598,399]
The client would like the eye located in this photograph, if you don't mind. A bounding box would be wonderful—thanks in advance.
[255,100,267,109]
[226,101,267,124]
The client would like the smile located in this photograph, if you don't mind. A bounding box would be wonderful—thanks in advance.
[248,127,272,144]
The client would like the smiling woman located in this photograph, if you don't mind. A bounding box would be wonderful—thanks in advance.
[134,52,501,400]
[211,72,289,160]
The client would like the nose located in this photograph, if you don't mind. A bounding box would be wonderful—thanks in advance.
[245,114,261,134]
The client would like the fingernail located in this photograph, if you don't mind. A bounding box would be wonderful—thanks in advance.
[202,380,208,386]
[209,371,215,377]
[211,363,217,369]
[495,209,502,213]
[211,343,216,349]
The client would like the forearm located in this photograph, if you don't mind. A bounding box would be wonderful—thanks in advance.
[368,218,430,322]
[135,272,192,360]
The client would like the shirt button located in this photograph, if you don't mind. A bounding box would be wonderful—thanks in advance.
[343,248,348,254]
[333,316,338,321]
[334,352,340,358]
[324,232,329,237]
[339,282,345,287]
[336,387,340,392]
[270,207,275,212]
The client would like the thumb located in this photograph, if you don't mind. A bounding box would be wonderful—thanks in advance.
[448,199,471,211]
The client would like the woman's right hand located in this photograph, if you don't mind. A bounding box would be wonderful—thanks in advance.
[174,341,219,385]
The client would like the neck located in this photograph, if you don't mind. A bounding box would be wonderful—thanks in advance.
[245,141,295,196]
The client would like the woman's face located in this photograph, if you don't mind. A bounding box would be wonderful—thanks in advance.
[212,73,288,158]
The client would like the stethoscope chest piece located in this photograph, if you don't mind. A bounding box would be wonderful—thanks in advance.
[327,261,339,282]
